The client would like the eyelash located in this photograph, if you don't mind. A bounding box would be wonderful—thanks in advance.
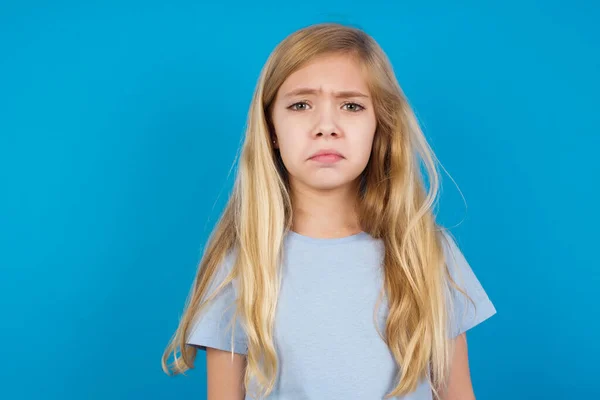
[288,101,365,112]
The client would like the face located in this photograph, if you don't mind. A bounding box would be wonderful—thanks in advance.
[270,53,377,193]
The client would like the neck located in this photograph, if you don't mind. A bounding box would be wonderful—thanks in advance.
[289,179,362,239]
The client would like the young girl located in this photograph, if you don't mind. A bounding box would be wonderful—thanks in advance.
[162,22,497,400]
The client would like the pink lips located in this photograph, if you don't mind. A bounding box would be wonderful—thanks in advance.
[308,149,344,164]
[311,154,343,163]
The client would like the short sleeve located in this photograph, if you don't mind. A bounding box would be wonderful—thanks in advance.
[185,251,248,355]
[441,230,497,339]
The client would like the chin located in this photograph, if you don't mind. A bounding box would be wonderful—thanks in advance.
[289,169,361,192]
[307,179,354,191]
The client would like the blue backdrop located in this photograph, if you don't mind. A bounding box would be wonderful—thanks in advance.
[1,1,598,399]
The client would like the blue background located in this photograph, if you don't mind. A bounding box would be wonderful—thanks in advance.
[1,1,598,399]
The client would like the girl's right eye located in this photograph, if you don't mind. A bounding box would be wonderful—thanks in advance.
[288,102,310,111]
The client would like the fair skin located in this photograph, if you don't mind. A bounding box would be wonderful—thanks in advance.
[207,53,476,400]
[442,333,477,400]
[206,348,246,399]
[271,52,376,238]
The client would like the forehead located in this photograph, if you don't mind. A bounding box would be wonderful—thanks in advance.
[278,53,370,95]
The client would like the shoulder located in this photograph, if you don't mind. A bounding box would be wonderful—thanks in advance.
[438,228,460,258]
[437,228,474,284]
[211,246,239,279]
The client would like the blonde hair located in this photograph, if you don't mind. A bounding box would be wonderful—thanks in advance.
[162,22,473,399]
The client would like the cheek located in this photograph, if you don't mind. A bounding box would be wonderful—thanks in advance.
[357,137,375,166]
[272,120,305,166]
[274,117,307,150]
[349,117,377,151]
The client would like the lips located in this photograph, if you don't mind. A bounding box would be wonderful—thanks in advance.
[308,149,344,163]
[308,149,344,160]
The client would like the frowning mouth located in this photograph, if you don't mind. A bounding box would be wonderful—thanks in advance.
[308,149,344,163]
[310,154,343,163]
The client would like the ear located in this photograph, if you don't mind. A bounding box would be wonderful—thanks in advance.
[272,136,279,149]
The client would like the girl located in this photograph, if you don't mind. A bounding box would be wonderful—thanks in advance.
[162,22,497,400]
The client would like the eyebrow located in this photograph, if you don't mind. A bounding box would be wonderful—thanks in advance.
[282,87,370,99]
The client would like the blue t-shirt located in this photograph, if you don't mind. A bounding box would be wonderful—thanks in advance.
[186,229,497,399]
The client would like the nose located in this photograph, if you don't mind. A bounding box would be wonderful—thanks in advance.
[313,102,340,139]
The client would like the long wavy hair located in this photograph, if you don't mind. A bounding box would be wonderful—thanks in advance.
[162,22,473,400]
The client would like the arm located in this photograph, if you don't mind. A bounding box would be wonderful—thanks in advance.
[206,347,247,400]
[441,333,476,400]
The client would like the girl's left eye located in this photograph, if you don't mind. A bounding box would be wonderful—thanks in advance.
[342,102,365,112]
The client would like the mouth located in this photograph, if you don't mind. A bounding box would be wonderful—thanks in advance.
[308,149,344,163]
